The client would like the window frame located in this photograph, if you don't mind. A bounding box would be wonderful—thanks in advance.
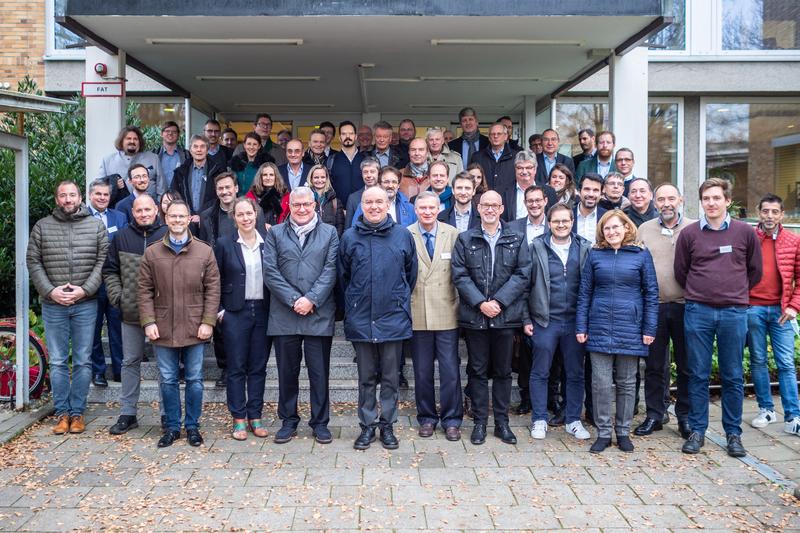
[45,0,86,60]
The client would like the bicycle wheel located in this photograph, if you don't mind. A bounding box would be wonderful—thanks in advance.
[0,325,49,402]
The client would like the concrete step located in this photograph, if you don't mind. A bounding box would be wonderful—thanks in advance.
[87,379,524,404]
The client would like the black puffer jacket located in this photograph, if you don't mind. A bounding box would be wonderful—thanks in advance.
[26,205,108,302]
[102,218,168,324]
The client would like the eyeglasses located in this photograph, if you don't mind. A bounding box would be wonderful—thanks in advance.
[515,166,535,174]
[525,198,545,205]
[256,122,271,128]
[290,201,314,209]
[167,213,188,220]
[479,204,502,211]
[550,219,572,226]
[163,129,179,135]
[603,224,625,232]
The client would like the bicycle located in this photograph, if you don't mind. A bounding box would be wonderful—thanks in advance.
[0,316,49,404]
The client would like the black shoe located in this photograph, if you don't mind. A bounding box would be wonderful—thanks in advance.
[398,373,409,389]
[494,424,517,445]
[661,412,671,425]
[112,374,122,383]
[160,415,167,431]
[470,424,487,445]
[109,415,139,435]
[514,399,532,416]
[617,435,634,453]
[313,426,333,444]
[678,420,692,440]
[353,427,376,450]
[215,369,227,388]
[274,425,297,444]
[93,374,108,387]
[380,426,399,449]
[633,417,663,436]
[590,437,612,454]
[548,409,566,427]
[681,431,705,454]
[157,430,181,448]
[726,434,747,458]
[186,428,204,447]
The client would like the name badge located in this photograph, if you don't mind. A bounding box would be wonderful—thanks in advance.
[108,226,118,234]
[719,245,733,254]
[661,228,673,237]
[441,252,452,260]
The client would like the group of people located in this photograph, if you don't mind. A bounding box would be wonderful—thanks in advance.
[26,107,800,457]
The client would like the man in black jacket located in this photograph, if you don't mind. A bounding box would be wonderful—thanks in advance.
[452,190,530,446]
[437,172,481,233]
[448,107,489,163]
[203,119,233,168]
[104,195,168,435]
[469,122,520,193]
[171,135,226,220]
[535,129,575,186]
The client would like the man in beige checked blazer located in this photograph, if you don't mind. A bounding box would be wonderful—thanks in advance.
[408,191,464,442]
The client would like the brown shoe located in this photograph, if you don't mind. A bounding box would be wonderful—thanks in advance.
[53,414,70,435]
[69,415,85,434]
[445,426,461,442]
[418,423,435,438]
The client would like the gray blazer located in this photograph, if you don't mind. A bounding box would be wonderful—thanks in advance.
[526,232,591,328]
[262,220,339,336]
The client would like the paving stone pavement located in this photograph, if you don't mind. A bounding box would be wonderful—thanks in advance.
[0,397,799,532]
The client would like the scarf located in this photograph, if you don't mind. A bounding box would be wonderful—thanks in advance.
[290,212,319,247]
[409,161,429,178]
[462,129,480,162]
[306,150,326,166]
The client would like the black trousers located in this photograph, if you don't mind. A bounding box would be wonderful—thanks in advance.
[464,328,515,426]
[411,329,463,428]
[213,324,226,370]
[222,300,270,419]
[275,335,332,429]
[354,341,402,429]
[645,302,689,421]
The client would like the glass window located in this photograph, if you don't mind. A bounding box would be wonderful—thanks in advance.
[722,0,800,50]
[556,103,609,158]
[705,102,800,219]
[648,0,686,51]
[53,0,83,50]
[648,103,679,185]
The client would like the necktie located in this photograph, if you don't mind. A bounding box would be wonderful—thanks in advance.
[423,232,434,259]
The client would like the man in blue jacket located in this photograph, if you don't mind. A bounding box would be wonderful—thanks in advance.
[338,186,418,451]
[87,179,128,386]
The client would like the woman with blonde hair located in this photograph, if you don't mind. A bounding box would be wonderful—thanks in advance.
[576,209,659,454]
[307,164,345,236]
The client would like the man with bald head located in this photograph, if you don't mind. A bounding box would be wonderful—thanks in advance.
[103,194,169,435]
[400,138,431,200]
[452,190,530,446]
[339,186,418,450]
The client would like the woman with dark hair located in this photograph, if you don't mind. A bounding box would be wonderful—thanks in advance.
[157,190,183,222]
[231,132,274,193]
[307,164,345,236]
[466,162,488,196]
[549,163,576,208]
[214,197,271,440]
[576,209,659,454]
[246,162,289,228]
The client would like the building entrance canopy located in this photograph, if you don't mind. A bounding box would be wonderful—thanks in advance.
[63,0,669,120]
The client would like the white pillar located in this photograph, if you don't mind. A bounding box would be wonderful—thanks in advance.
[523,96,537,146]
[550,98,558,130]
[609,46,649,176]
[85,46,125,188]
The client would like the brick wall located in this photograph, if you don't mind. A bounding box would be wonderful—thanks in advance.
[0,1,46,88]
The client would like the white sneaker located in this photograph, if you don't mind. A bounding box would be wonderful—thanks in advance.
[784,417,800,436]
[566,420,591,440]
[530,420,547,439]
[751,408,778,428]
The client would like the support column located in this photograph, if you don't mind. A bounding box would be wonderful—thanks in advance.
[523,96,537,146]
[550,98,558,130]
[609,46,648,178]
[85,46,125,189]
[682,96,702,218]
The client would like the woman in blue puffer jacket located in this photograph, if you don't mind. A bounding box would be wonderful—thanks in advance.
[576,209,659,454]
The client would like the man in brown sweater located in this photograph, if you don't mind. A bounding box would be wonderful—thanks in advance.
[635,183,695,439]
[674,178,762,458]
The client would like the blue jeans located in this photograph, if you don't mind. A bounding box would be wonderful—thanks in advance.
[685,301,748,437]
[747,305,800,421]
[155,343,205,431]
[42,300,97,417]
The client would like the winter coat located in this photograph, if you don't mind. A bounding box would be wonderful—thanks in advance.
[451,224,530,329]
[230,150,274,193]
[754,225,800,313]
[263,221,339,337]
[170,157,227,214]
[314,189,345,237]
[338,216,418,343]
[103,218,168,324]
[27,205,109,302]
[246,188,289,226]
[468,144,520,193]
[350,191,417,227]
[576,245,659,357]
[137,233,220,347]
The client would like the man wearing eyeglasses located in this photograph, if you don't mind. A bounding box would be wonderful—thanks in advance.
[452,190,531,445]
[501,151,557,223]
[234,113,287,166]
[202,119,233,168]
[615,148,638,196]
[469,122,520,193]
[153,121,188,193]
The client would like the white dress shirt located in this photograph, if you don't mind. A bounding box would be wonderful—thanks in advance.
[237,231,265,300]
[576,207,598,244]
